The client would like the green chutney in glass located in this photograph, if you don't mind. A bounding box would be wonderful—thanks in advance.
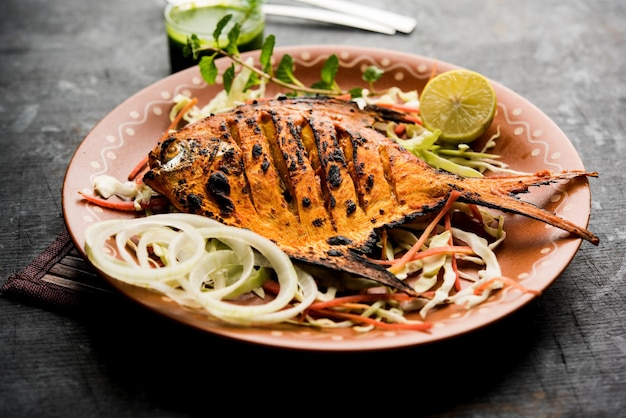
[165,0,265,73]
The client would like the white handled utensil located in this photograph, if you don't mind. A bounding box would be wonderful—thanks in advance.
[263,4,397,35]
[291,0,416,34]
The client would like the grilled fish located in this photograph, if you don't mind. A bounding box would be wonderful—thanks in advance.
[144,97,598,295]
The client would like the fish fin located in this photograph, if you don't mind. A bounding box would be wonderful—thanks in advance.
[293,250,419,296]
[461,171,599,245]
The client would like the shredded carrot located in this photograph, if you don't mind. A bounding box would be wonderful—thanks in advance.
[334,93,353,101]
[473,276,542,296]
[405,114,422,125]
[127,156,149,182]
[394,123,407,137]
[127,97,199,180]
[379,228,389,260]
[369,245,474,265]
[78,191,169,211]
[262,279,281,295]
[376,101,420,114]
[444,211,462,291]
[310,308,432,331]
[468,203,483,223]
[309,293,413,310]
[389,190,461,274]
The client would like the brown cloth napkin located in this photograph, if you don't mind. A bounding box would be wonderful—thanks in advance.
[1,228,117,312]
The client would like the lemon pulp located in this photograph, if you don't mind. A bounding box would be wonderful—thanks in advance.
[419,69,497,144]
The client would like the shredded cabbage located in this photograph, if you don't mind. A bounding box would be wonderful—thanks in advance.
[83,76,539,332]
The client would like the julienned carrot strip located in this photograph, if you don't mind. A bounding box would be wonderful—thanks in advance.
[473,276,542,296]
[78,191,168,211]
[163,97,199,139]
[127,156,149,182]
[406,114,422,125]
[468,203,483,223]
[369,245,474,265]
[309,293,413,310]
[376,102,420,114]
[262,279,281,295]
[310,308,432,331]
[394,123,406,137]
[445,211,462,291]
[334,93,353,101]
[127,97,199,180]
[379,228,389,261]
[389,190,461,274]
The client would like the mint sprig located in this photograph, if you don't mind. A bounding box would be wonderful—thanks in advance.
[185,15,386,98]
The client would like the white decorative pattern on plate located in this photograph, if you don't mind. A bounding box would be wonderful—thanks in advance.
[62,46,592,351]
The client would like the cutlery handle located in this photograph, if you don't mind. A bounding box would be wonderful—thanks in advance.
[291,0,416,34]
[263,4,396,35]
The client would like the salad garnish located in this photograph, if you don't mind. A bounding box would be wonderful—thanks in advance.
[80,18,551,332]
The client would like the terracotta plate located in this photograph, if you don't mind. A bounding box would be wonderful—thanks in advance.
[62,46,592,351]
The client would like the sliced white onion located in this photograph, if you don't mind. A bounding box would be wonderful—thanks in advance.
[84,213,317,326]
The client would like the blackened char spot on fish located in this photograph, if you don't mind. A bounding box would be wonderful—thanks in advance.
[327,164,342,188]
[186,193,203,213]
[221,146,245,176]
[326,249,343,257]
[329,148,345,164]
[345,199,357,215]
[245,117,256,128]
[206,172,235,216]
[301,196,311,207]
[261,158,270,173]
[327,236,353,246]
[312,218,324,227]
[251,143,263,159]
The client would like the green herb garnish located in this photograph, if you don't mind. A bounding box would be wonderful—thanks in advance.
[185,15,385,98]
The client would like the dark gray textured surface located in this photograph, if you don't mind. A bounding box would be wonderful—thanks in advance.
[1,0,624,416]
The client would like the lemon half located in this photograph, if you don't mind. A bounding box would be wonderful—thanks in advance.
[419,69,497,144]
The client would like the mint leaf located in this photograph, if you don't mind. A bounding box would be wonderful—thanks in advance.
[320,54,339,86]
[275,54,297,85]
[349,87,364,98]
[213,14,233,44]
[186,34,202,59]
[199,55,218,84]
[244,72,261,91]
[363,65,384,83]
[225,23,241,55]
[223,64,235,93]
[260,35,275,74]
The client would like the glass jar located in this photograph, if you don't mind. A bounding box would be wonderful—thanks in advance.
[164,0,265,73]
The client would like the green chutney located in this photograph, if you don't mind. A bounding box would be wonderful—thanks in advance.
[165,0,265,73]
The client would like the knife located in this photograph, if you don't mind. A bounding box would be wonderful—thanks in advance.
[263,4,396,35]
[291,0,417,34]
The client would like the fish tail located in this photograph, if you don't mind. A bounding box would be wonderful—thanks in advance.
[461,170,599,245]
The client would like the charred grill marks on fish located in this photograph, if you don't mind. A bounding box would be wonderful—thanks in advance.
[144,97,599,295]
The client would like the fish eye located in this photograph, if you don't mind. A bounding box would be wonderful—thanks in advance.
[160,137,188,171]
[164,141,180,161]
